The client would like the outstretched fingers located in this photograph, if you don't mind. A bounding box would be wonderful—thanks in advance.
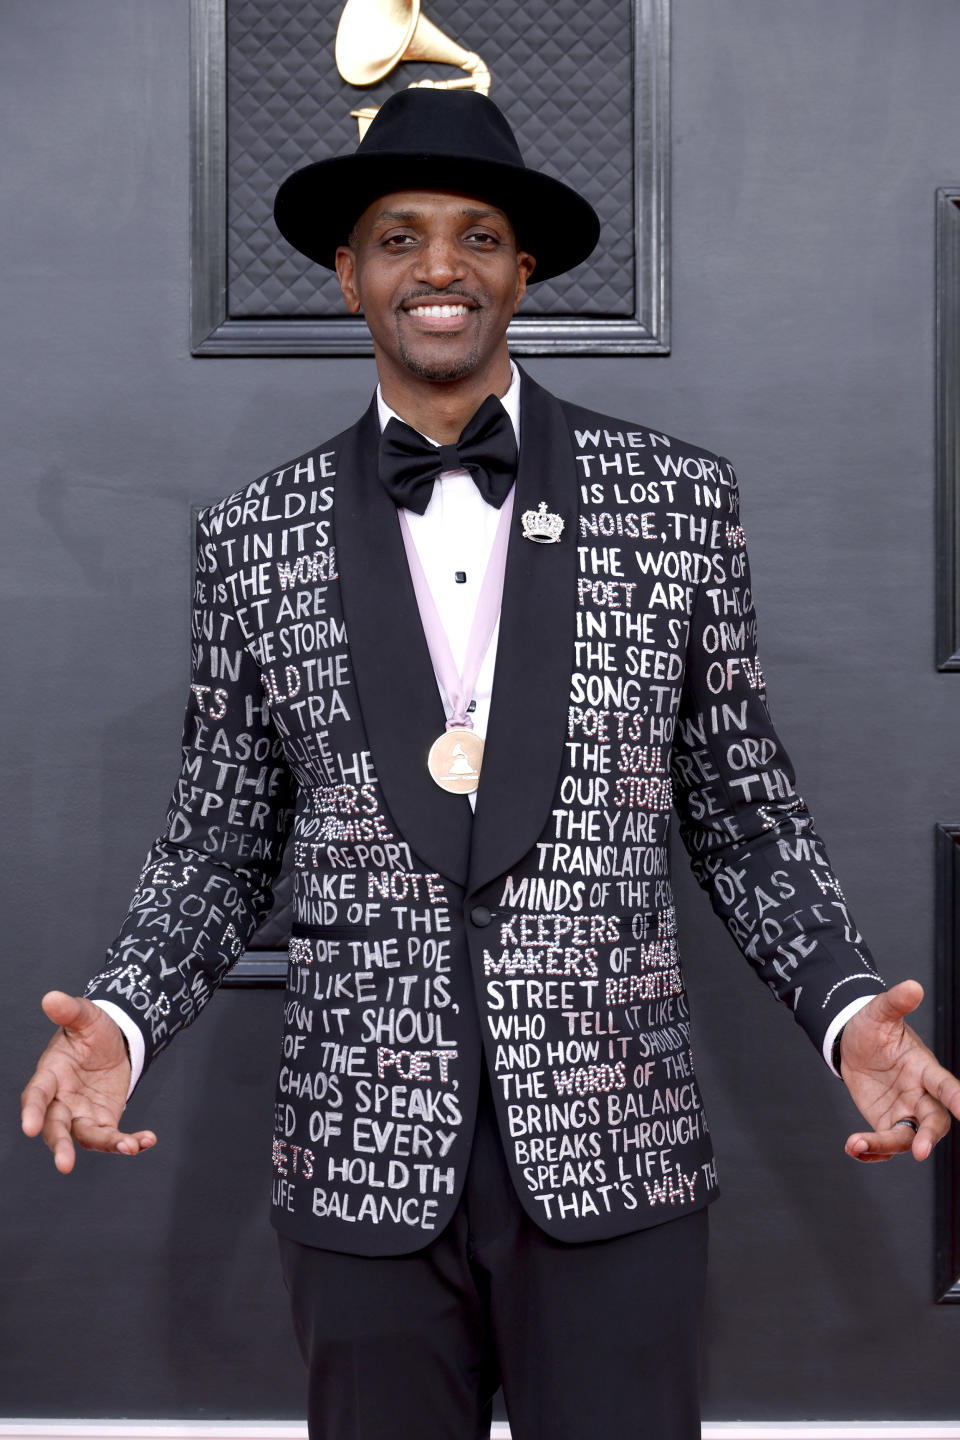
[41,1098,82,1174]
[846,1082,955,1164]
[40,1101,157,1174]
[845,1121,924,1164]
[20,1061,59,1138]
[71,1114,157,1159]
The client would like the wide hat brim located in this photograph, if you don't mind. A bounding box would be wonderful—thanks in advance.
[273,93,600,284]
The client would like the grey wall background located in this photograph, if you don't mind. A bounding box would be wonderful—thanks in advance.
[2,0,959,1422]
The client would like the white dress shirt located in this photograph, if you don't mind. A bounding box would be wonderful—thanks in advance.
[376,361,521,749]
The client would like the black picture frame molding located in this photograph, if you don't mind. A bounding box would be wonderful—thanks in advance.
[935,822,960,1302]
[190,0,671,357]
[936,189,960,670]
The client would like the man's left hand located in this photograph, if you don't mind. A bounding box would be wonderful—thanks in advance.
[841,980,960,1162]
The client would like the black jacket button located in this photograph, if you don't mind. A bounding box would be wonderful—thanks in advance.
[470,905,492,928]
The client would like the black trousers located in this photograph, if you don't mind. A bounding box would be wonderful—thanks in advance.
[279,1071,709,1440]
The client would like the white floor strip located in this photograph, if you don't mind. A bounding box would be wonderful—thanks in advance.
[1,1423,959,1440]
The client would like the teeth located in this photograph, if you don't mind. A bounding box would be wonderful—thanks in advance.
[407,304,470,318]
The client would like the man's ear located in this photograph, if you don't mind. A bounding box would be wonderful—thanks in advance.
[336,246,362,314]
[513,251,536,313]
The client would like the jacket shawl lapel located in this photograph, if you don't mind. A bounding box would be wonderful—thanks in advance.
[467,369,579,897]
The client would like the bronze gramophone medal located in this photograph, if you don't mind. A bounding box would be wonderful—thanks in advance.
[398,490,516,795]
[427,728,485,795]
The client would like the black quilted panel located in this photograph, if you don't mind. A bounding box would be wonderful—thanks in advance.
[249,862,294,951]
[226,0,636,319]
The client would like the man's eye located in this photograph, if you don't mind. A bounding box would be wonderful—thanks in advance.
[382,233,417,247]
[466,230,499,244]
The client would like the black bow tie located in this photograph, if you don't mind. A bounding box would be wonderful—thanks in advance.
[378,394,518,515]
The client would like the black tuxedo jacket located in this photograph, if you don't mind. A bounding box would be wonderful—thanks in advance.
[86,369,883,1254]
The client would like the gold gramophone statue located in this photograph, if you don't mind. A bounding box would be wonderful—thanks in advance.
[335,0,492,139]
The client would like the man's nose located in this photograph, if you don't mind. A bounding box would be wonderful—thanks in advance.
[412,236,467,288]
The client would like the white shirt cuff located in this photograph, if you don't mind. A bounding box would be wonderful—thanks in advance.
[822,994,880,1077]
[91,1000,146,1099]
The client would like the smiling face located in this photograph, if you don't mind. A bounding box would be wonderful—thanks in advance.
[335,189,535,411]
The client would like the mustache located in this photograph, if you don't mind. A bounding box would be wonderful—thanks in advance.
[398,288,481,308]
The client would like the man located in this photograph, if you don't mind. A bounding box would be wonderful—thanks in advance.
[21,88,960,1440]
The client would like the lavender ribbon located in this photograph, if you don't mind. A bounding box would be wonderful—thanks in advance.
[398,488,515,730]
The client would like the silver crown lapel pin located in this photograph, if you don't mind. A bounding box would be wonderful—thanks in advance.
[521,501,564,544]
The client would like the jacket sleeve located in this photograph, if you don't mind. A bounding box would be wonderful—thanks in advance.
[83,509,296,1074]
[669,458,883,1061]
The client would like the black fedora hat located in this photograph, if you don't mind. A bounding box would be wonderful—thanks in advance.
[273,88,600,283]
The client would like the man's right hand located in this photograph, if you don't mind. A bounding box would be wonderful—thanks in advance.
[20,991,156,1173]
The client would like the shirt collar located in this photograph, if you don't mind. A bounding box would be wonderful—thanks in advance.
[376,361,521,450]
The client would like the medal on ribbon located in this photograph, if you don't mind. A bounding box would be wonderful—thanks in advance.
[399,489,515,794]
[427,728,485,795]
